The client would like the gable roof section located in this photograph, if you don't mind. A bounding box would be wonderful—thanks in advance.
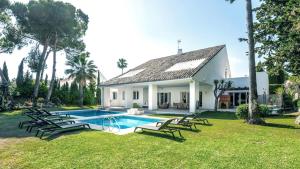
[102,45,225,86]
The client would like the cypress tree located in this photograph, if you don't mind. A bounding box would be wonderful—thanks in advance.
[16,59,24,88]
[44,74,48,86]
[2,62,9,82]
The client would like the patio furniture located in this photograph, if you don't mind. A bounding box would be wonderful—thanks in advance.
[189,113,210,124]
[157,115,197,130]
[24,114,75,132]
[134,118,183,139]
[158,103,169,109]
[174,102,189,109]
[36,118,91,139]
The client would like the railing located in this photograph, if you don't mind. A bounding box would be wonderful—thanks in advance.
[102,116,120,132]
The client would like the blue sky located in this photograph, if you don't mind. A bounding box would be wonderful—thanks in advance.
[1,0,261,80]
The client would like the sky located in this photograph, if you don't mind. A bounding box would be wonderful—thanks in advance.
[1,0,261,81]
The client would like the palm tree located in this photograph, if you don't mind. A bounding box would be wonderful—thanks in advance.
[117,58,128,74]
[65,52,97,107]
[226,0,264,124]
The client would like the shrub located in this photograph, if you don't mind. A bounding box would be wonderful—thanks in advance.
[236,104,248,119]
[269,84,283,94]
[297,100,300,108]
[236,104,271,119]
[132,103,140,108]
[259,104,270,117]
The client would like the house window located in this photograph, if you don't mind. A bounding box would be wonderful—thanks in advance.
[112,92,117,100]
[198,91,202,107]
[133,91,139,100]
[122,91,125,100]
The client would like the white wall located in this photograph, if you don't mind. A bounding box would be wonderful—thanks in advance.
[105,87,145,108]
[199,84,215,109]
[256,72,269,95]
[194,47,229,85]
[227,72,269,95]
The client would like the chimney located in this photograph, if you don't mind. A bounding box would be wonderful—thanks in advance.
[177,39,182,54]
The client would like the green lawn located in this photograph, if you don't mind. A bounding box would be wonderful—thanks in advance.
[1,109,300,169]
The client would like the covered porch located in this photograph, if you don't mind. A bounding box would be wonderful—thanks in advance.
[101,78,215,113]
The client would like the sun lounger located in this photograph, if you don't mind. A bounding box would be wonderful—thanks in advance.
[134,118,183,139]
[36,118,91,139]
[157,115,197,130]
[189,113,209,124]
[20,114,75,132]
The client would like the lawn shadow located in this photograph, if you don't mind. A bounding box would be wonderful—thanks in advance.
[0,111,37,139]
[135,131,186,142]
[264,123,300,129]
[197,111,238,120]
[43,129,94,141]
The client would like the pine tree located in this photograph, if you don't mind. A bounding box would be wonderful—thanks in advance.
[16,59,24,88]
[2,62,9,82]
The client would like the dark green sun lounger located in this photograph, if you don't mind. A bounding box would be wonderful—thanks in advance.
[23,114,75,132]
[157,115,198,130]
[134,118,183,139]
[36,118,91,139]
[189,113,209,124]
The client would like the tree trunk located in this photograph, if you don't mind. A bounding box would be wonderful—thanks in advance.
[33,39,49,107]
[79,83,83,107]
[246,0,263,124]
[46,35,58,104]
[40,49,51,83]
[214,98,218,112]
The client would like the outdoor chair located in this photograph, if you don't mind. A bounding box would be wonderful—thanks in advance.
[35,118,91,139]
[157,115,197,130]
[134,118,183,139]
[189,113,210,124]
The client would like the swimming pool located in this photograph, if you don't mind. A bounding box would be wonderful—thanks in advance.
[57,109,123,117]
[80,116,161,129]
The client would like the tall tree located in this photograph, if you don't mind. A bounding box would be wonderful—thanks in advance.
[226,0,264,124]
[117,58,128,74]
[16,58,24,88]
[44,74,48,86]
[254,0,300,76]
[0,0,24,87]
[96,70,101,105]
[45,1,88,104]
[11,0,88,106]
[65,52,97,107]
[2,61,9,82]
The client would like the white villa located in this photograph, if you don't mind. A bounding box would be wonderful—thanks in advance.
[100,45,269,113]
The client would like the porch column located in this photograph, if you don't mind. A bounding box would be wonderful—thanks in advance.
[189,80,199,113]
[125,87,133,108]
[148,84,157,110]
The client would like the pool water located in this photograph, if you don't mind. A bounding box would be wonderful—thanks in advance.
[80,116,161,129]
[60,110,123,117]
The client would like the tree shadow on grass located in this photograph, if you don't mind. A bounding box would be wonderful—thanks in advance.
[135,131,186,142]
[0,112,37,139]
[263,123,300,129]
[198,111,238,120]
